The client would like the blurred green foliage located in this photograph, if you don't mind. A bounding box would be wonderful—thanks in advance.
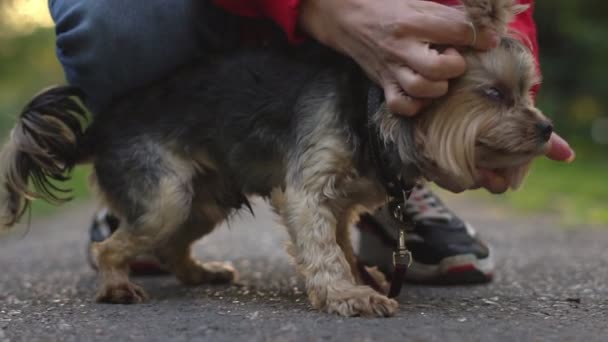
[478,158,608,226]
[535,1,608,155]
[0,2,606,224]
[0,29,63,138]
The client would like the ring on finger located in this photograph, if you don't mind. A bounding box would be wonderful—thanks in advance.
[467,21,477,46]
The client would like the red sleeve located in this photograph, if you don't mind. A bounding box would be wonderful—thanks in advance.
[212,0,304,43]
[507,0,541,95]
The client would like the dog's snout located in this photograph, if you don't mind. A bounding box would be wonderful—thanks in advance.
[535,122,553,142]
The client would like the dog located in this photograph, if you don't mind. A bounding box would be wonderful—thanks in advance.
[0,0,553,316]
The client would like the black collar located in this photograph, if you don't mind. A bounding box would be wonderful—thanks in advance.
[366,85,416,199]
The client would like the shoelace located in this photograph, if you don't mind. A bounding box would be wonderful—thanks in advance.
[404,186,453,223]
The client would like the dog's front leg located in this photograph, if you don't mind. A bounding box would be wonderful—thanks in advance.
[274,184,398,317]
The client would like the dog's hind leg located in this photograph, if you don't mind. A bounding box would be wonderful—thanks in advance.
[92,186,193,303]
[91,142,197,304]
[159,198,237,286]
[92,227,151,304]
[163,241,237,287]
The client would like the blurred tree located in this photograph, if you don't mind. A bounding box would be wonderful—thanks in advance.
[0,1,62,137]
[535,1,608,156]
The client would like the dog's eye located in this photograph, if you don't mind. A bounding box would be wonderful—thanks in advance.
[484,87,504,101]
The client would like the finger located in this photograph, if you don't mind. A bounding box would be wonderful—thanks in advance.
[390,64,449,98]
[412,2,499,50]
[468,25,500,51]
[382,80,425,116]
[399,44,466,81]
[545,133,576,162]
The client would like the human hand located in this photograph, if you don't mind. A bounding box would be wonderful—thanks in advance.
[299,0,499,116]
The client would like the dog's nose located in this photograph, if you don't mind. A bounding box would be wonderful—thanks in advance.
[536,122,553,142]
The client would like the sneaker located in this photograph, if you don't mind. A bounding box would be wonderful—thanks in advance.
[87,208,168,275]
[357,185,494,285]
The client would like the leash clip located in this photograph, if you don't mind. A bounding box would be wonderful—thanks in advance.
[391,201,412,269]
[387,189,415,298]
[392,225,412,269]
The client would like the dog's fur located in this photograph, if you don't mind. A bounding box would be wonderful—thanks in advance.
[0,0,552,316]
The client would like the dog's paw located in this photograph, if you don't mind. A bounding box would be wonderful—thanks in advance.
[176,261,237,286]
[326,285,398,317]
[96,281,148,304]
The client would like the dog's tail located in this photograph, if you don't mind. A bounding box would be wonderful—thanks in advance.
[0,86,89,230]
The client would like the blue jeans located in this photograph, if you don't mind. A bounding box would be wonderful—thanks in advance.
[49,0,238,113]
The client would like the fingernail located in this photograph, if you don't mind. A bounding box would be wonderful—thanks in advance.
[566,151,576,163]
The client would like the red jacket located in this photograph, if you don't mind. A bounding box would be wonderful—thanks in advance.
[213,0,539,88]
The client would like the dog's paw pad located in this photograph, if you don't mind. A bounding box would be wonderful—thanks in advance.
[96,281,148,304]
[326,286,398,317]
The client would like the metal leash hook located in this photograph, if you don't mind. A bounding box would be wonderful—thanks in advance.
[387,189,413,298]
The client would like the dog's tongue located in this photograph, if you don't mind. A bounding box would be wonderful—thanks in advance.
[546,133,575,162]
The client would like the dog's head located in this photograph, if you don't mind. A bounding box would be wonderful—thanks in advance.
[375,0,557,193]
[414,37,547,193]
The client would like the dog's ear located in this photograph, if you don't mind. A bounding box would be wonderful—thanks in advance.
[461,0,527,35]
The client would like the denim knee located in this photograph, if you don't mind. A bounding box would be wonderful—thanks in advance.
[50,0,110,111]
[49,0,204,113]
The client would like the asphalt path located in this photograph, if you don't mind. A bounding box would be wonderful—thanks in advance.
[0,195,606,341]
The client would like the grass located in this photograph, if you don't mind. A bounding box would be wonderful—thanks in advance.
[477,156,608,227]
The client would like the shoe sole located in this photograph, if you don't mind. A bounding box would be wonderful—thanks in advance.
[405,251,494,285]
[357,216,494,286]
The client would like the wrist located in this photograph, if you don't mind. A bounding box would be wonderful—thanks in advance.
[299,0,362,53]
[298,0,328,43]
